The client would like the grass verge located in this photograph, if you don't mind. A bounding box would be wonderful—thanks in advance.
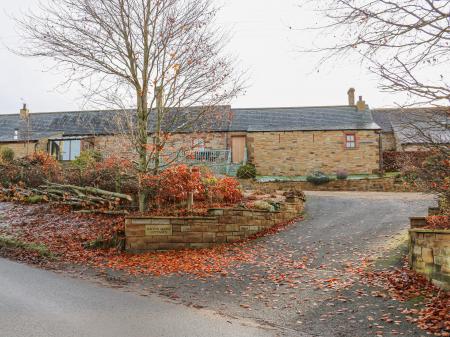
[0,235,53,258]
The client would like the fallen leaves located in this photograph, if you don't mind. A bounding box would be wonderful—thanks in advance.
[0,201,448,337]
[362,259,450,336]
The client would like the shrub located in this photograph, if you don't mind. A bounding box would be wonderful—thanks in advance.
[142,165,242,206]
[25,152,62,186]
[0,151,61,187]
[0,147,14,163]
[210,177,243,203]
[71,150,102,171]
[143,165,205,204]
[425,215,449,229]
[383,151,430,172]
[306,171,331,185]
[236,163,257,179]
[64,154,134,192]
[252,200,275,212]
[336,169,348,180]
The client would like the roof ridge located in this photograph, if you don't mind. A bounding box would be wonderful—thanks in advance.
[231,105,358,111]
[373,107,448,112]
[0,104,232,116]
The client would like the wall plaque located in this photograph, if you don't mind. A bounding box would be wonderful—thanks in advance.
[145,224,172,236]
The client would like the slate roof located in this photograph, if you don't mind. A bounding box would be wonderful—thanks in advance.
[372,108,450,145]
[0,110,119,142]
[0,105,380,142]
[231,106,379,132]
[371,110,394,132]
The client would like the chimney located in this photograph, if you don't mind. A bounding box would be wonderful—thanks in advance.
[20,103,30,120]
[356,96,366,112]
[347,88,355,106]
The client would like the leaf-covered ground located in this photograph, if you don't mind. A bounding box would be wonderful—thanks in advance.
[0,192,448,337]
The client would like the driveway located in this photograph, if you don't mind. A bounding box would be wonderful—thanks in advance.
[109,191,435,337]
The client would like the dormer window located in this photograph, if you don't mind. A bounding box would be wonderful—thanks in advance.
[13,129,19,140]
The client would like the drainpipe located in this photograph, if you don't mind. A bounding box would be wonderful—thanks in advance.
[377,130,384,176]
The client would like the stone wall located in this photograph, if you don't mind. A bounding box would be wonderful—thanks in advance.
[125,196,304,252]
[94,135,135,159]
[409,228,450,290]
[239,177,414,193]
[95,132,228,160]
[0,142,37,158]
[0,139,51,159]
[247,130,380,176]
[381,132,397,151]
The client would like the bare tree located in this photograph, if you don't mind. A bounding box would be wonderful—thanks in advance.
[18,0,244,211]
[300,0,450,106]
[298,0,450,211]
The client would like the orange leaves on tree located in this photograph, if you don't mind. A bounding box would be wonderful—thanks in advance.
[142,164,242,206]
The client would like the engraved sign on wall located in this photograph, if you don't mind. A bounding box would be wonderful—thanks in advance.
[145,225,172,236]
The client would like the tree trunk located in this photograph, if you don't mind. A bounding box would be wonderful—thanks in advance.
[153,86,163,175]
[137,91,149,213]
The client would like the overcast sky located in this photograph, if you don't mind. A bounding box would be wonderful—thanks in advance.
[0,0,405,115]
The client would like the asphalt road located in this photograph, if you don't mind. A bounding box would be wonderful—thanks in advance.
[0,258,275,337]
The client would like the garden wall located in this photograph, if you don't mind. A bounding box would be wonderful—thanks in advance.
[125,196,304,252]
[239,177,415,193]
[409,228,450,290]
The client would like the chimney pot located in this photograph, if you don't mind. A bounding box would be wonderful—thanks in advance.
[347,88,355,106]
[356,95,367,112]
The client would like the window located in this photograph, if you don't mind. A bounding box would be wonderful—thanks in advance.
[49,139,82,161]
[345,134,356,149]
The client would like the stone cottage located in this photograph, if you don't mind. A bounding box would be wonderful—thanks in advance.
[372,107,450,152]
[0,92,383,176]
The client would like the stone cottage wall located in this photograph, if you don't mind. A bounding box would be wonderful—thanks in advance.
[247,130,380,176]
[0,138,51,159]
[409,229,450,290]
[94,132,228,159]
[381,132,397,151]
[125,196,304,252]
[0,142,37,158]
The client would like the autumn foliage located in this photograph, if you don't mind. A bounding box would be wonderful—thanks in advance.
[0,151,61,187]
[142,164,242,207]
[425,215,450,230]
[400,150,450,215]
[383,151,430,172]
